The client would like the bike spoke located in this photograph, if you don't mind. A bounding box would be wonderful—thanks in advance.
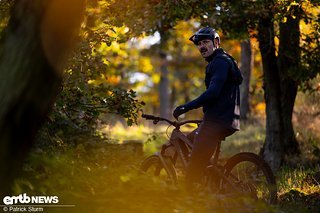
[221,153,277,204]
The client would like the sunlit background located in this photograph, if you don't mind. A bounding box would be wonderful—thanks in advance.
[0,0,319,212]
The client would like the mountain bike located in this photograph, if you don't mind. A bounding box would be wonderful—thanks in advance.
[140,114,277,204]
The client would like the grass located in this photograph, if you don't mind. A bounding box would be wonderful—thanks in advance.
[10,120,320,212]
[13,142,277,213]
[98,120,266,157]
[276,166,320,212]
[221,124,265,157]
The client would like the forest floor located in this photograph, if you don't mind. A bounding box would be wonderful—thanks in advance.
[13,116,320,213]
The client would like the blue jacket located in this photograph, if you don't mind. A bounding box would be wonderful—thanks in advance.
[184,48,242,130]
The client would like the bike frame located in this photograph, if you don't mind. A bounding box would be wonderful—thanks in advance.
[157,127,241,191]
[151,127,194,177]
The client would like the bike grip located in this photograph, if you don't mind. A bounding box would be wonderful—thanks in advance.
[142,114,156,120]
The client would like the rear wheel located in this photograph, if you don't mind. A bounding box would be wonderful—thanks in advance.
[221,152,277,204]
[140,154,177,184]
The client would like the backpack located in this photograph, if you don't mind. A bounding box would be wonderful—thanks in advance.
[214,51,243,109]
[215,52,243,85]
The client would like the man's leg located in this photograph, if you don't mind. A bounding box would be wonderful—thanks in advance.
[185,122,233,189]
[186,128,197,144]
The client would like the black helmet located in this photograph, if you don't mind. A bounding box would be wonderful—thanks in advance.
[189,27,220,45]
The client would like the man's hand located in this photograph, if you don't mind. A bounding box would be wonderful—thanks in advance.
[173,105,188,120]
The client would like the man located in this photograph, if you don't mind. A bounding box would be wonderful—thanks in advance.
[173,27,243,189]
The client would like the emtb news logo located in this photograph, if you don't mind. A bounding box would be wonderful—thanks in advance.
[3,193,59,205]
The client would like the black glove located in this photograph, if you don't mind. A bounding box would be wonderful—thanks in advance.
[173,105,188,120]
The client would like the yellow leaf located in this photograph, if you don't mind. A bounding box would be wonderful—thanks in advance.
[282,17,287,23]
[138,57,154,73]
[255,103,266,113]
[120,175,130,182]
[151,74,160,84]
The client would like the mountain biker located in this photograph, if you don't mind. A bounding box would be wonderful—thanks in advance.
[172,27,243,190]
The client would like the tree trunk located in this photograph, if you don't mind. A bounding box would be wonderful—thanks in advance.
[0,0,84,196]
[170,80,176,114]
[158,29,170,119]
[240,39,252,120]
[257,17,284,171]
[159,51,170,118]
[278,5,301,155]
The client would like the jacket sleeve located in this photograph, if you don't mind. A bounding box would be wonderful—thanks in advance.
[184,58,230,110]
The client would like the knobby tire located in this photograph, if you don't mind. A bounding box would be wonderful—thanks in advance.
[222,152,277,204]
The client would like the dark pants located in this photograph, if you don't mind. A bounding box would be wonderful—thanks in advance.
[185,121,235,188]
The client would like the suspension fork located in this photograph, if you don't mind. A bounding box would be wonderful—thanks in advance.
[154,152,177,183]
[170,129,193,170]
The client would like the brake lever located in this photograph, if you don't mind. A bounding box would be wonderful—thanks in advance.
[153,119,159,125]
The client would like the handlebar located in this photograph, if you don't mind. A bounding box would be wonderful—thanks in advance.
[142,113,202,129]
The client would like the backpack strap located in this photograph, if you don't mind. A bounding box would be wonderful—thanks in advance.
[214,52,242,108]
[214,52,243,85]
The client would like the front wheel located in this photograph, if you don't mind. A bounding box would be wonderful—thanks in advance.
[140,154,177,184]
[221,152,277,204]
